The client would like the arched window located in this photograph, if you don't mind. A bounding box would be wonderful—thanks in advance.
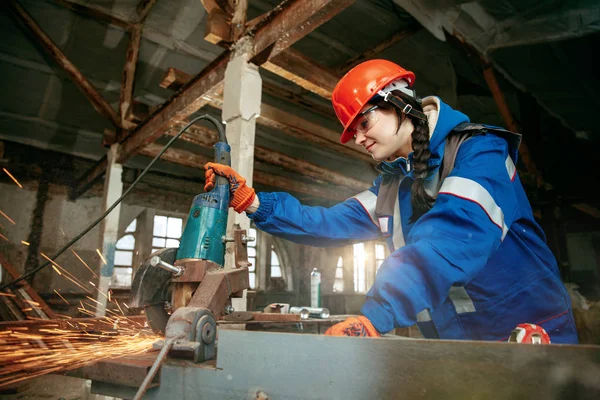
[333,256,344,292]
[111,219,137,288]
[270,246,282,278]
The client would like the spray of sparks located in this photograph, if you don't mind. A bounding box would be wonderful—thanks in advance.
[0,317,158,389]
[0,215,164,390]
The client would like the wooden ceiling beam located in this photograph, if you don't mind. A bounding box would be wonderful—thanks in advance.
[158,67,371,163]
[164,121,371,192]
[135,0,158,23]
[73,0,355,198]
[138,143,351,201]
[262,49,339,99]
[337,28,419,74]
[48,0,131,29]
[117,0,354,162]
[117,0,159,140]
[9,0,122,130]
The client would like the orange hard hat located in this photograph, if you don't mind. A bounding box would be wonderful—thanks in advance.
[332,59,416,144]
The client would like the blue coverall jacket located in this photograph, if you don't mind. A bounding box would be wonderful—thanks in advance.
[248,98,578,343]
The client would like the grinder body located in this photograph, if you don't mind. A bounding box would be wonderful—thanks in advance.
[176,141,231,266]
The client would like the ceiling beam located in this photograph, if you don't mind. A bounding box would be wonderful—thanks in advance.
[48,0,131,29]
[158,67,371,163]
[118,0,355,161]
[262,49,339,99]
[9,0,122,130]
[337,28,419,74]
[73,0,356,198]
[49,0,219,62]
[164,121,371,192]
[135,0,158,23]
[117,0,159,138]
[138,143,351,201]
[200,0,349,99]
[119,24,143,133]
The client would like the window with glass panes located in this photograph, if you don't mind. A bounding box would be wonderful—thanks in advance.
[270,245,281,278]
[152,215,183,253]
[375,244,386,272]
[247,228,257,288]
[333,256,344,292]
[353,243,367,293]
[111,219,137,288]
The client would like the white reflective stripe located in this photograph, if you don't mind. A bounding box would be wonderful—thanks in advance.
[416,309,432,322]
[439,176,509,240]
[378,217,389,233]
[352,190,379,228]
[448,286,476,314]
[505,155,516,181]
[392,195,405,250]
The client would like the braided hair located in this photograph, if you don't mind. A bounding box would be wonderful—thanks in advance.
[370,91,434,221]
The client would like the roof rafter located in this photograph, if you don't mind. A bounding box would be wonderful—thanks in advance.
[8,0,122,130]
[72,0,356,199]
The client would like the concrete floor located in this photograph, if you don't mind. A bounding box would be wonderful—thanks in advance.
[0,375,118,400]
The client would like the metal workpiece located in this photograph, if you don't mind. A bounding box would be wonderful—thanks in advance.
[95,330,600,400]
[150,256,184,277]
[187,267,250,318]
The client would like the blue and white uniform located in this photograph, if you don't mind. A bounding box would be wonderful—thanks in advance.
[248,97,578,343]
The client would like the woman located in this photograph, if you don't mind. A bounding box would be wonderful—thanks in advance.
[204,59,578,343]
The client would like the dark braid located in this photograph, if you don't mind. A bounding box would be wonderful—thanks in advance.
[370,91,434,221]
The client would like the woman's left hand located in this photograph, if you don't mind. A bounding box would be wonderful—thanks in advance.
[324,316,381,337]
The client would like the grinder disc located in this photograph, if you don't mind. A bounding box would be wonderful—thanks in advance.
[129,248,177,335]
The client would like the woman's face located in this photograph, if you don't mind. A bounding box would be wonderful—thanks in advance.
[351,104,414,161]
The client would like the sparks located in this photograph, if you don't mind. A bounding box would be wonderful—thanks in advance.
[0,233,8,242]
[95,249,107,265]
[71,250,98,279]
[0,292,17,298]
[21,240,30,246]
[0,322,158,390]
[53,290,69,305]
[2,168,23,188]
[0,210,15,225]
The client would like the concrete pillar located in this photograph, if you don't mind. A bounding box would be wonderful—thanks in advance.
[222,39,262,312]
[95,144,123,316]
[257,231,270,290]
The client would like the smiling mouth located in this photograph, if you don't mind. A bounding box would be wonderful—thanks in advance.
[366,143,375,152]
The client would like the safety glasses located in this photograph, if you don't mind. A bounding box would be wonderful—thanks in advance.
[349,105,379,136]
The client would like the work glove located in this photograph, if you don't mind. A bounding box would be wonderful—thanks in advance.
[204,162,256,213]
[324,316,381,337]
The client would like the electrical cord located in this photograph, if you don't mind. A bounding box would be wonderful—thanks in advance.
[0,114,225,291]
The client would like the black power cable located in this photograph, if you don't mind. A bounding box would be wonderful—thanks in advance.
[0,114,225,291]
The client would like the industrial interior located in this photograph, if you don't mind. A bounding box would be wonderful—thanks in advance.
[0,0,599,398]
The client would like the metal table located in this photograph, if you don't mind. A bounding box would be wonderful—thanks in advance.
[86,328,600,399]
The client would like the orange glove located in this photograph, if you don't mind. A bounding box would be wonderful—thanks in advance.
[204,162,256,213]
[324,316,381,337]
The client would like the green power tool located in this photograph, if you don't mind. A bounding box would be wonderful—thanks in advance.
[129,117,234,335]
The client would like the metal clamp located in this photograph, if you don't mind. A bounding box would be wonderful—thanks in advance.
[164,307,217,363]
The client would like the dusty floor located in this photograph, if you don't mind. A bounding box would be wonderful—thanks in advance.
[0,375,118,400]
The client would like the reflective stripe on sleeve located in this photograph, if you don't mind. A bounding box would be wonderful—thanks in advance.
[416,309,432,322]
[448,286,476,314]
[351,190,379,228]
[505,156,516,181]
[438,176,509,240]
[392,196,405,250]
